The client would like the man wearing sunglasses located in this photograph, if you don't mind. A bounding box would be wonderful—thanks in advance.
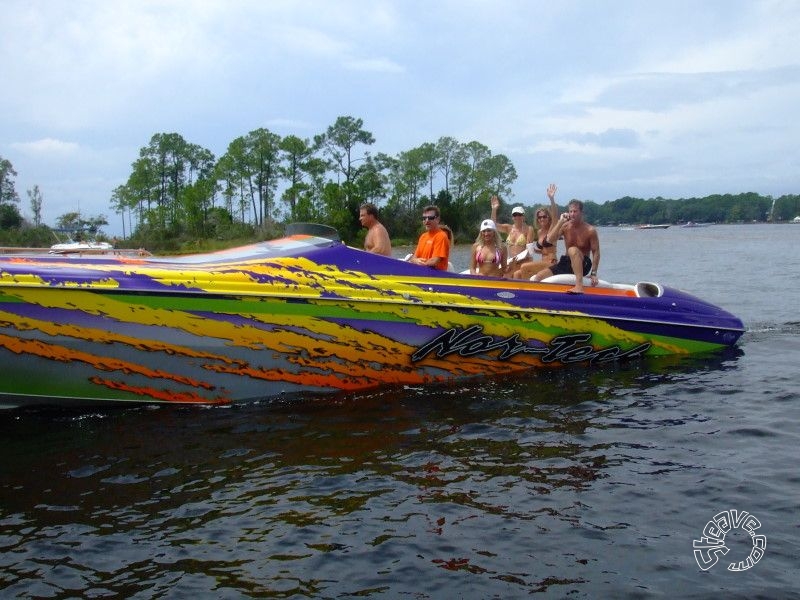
[532,199,600,294]
[409,205,450,270]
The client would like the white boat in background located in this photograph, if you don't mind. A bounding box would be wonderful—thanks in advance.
[792,216,800,223]
[49,240,114,254]
[681,222,711,228]
[637,224,670,230]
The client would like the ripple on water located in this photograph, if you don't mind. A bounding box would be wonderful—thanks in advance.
[1,292,799,596]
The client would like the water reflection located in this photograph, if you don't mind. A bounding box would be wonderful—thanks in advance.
[0,347,749,596]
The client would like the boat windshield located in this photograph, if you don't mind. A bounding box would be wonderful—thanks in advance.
[145,235,341,265]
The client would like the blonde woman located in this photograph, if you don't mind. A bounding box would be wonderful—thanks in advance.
[512,184,559,279]
[490,196,534,263]
[469,219,507,277]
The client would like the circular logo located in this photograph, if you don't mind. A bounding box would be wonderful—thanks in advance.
[693,509,766,571]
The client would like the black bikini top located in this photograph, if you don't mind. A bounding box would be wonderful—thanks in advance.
[535,240,554,249]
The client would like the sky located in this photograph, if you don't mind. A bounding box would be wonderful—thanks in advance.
[2,0,799,236]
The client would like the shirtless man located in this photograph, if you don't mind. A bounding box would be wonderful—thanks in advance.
[358,203,392,256]
[532,199,600,294]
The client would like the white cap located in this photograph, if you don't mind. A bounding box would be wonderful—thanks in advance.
[480,219,497,231]
[511,206,525,215]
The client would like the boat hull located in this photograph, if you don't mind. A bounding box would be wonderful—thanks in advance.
[0,234,744,408]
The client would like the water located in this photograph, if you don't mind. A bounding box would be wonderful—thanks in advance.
[1,224,799,598]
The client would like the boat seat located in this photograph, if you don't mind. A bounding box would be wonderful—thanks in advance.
[539,274,664,298]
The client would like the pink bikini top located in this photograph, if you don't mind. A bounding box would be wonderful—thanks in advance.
[476,245,501,266]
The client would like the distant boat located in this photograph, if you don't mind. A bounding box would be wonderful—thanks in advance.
[793,216,800,223]
[637,224,670,230]
[681,222,711,228]
[50,240,115,254]
[49,229,115,254]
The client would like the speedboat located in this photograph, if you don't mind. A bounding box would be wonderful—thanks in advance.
[0,225,744,408]
[681,222,711,228]
[49,240,115,254]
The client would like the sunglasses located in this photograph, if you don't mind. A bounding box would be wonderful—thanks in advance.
[421,215,438,221]
[537,215,549,220]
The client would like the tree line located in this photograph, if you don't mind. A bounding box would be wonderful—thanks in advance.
[99,114,800,247]
[585,193,799,226]
[2,116,800,250]
[106,115,518,250]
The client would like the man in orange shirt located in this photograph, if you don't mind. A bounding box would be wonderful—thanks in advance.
[409,205,450,270]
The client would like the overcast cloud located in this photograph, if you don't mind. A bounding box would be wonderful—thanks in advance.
[2,0,799,234]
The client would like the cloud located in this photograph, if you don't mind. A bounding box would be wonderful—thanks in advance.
[11,138,80,157]
[648,3,800,74]
[520,129,640,157]
[263,118,317,134]
[586,65,800,112]
[272,24,352,60]
[343,57,405,73]
[574,128,640,149]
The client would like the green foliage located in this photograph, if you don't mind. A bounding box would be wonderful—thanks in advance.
[316,116,376,184]
[216,128,283,228]
[279,134,318,218]
[321,182,358,243]
[0,157,20,206]
[773,194,800,221]
[55,211,109,235]
[27,185,44,226]
[107,117,527,246]
[587,193,779,225]
[0,204,23,229]
[114,132,217,238]
[0,223,54,247]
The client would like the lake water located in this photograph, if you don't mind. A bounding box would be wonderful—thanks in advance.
[1,224,799,598]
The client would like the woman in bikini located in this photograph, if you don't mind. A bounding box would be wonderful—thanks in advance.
[490,195,534,268]
[469,219,507,277]
[511,183,560,279]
